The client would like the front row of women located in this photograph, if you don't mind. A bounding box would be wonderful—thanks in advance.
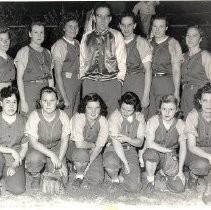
[0,84,211,204]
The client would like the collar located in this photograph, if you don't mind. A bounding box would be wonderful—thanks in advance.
[155,36,169,44]
[63,36,75,45]
[94,28,109,36]
[0,50,8,59]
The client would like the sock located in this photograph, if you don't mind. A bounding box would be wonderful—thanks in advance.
[76,174,84,179]
[147,176,155,184]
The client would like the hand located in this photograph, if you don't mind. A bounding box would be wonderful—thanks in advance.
[50,153,62,170]
[7,167,16,176]
[115,134,131,144]
[124,162,130,174]
[174,171,186,185]
[21,100,29,113]
[59,163,68,177]
[141,95,149,108]
[11,150,22,167]
[83,163,91,176]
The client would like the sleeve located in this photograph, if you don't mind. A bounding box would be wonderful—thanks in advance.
[95,116,109,147]
[113,30,127,81]
[176,119,187,142]
[59,111,71,139]
[108,110,123,138]
[51,39,67,66]
[25,111,40,140]
[168,38,183,64]
[79,33,88,78]
[201,50,211,81]
[136,113,146,139]
[136,36,152,63]
[145,115,159,139]
[14,46,29,69]
[185,109,199,137]
[70,113,86,142]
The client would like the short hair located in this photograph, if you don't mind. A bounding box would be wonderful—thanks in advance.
[120,12,136,24]
[78,93,108,117]
[39,86,59,100]
[118,92,142,112]
[0,26,11,39]
[151,14,169,27]
[59,13,79,31]
[193,83,211,111]
[93,1,112,16]
[158,94,182,118]
[0,86,19,102]
[28,21,45,32]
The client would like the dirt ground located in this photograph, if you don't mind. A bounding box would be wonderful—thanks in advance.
[1,170,210,210]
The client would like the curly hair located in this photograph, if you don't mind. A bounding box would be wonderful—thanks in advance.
[157,94,183,119]
[0,86,19,102]
[59,13,80,32]
[118,92,142,112]
[193,83,211,111]
[78,93,107,117]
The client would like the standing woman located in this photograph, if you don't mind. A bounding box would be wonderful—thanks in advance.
[0,26,15,91]
[181,25,211,119]
[15,21,53,115]
[51,14,81,118]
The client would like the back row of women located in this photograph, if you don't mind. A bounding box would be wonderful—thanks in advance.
[0,1,211,204]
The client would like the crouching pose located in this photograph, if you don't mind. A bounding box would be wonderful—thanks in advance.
[103,92,145,192]
[143,94,186,194]
[185,83,211,204]
[0,86,28,195]
[67,93,108,188]
[25,87,70,189]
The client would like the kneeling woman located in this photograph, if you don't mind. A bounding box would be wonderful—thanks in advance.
[185,83,211,204]
[103,92,145,192]
[143,94,186,194]
[67,93,108,188]
[25,87,70,189]
[0,86,28,195]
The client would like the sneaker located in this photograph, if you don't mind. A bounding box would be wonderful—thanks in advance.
[31,176,41,189]
[187,173,198,190]
[72,178,83,188]
[145,182,155,194]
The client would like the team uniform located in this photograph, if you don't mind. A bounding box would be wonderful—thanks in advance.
[103,109,145,192]
[15,46,52,113]
[143,115,186,193]
[0,113,28,194]
[0,52,15,90]
[25,109,70,173]
[148,37,182,118]
[80,28,127,115]
[181,50,211,118]
[185,109,211,182]
[51,37,81,118]
[67,113,108,185]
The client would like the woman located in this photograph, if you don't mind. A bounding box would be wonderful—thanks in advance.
[0,26,15,91]
[185,83,211,205]
[143,94,186,194]
[15,21,53,115]
[67,93,108,188]
[181,25,211,119]
[25,86,70,190]
[103,92,145,192]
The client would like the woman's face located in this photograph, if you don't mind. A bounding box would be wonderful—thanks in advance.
[186,27,202,49]
[29,25,45,46]
[0,32,10,52]
[85,101,101,121]
[1,94,17,116]
[64,20,79,40]
[200,93,211,113]
[40,92,58,114]
[160,102,177,122]
[120,102,135,118]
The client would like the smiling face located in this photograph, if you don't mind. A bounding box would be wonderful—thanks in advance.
[64,20,79,40]
[186,27,202,49]
[120,102,135,119]
[94,7,111,32]
[0,32,10,52]
[151,19,168,39]
[85,101,101,121]
[29,25,45,46]
[160,102,177,122]
[40,92,58,114]
[200,93,211,114]
[120,16,136,39]
[1,94,17,116]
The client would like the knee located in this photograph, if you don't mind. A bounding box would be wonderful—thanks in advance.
[26,150,45,165]
[0,154,6,177]
[166,176,185,193]
[72,148,90,163]
[143,149,159,164]
[190,159,210,176]
[103,151,121,171]
[10,186,26,195]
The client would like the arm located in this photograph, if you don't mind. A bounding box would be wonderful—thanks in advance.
[172,62,181,101]
[178,138,186,174]
[75,140,95,149]
[19,142,28,161]
[79,34,87,79]
[58,135,69,162]
[201,50,211,82]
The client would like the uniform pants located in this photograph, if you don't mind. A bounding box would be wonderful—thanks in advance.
[0,153,26,195]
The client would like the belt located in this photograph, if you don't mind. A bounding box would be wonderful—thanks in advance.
[182,81,201,90]
[122,145,131,150]
[153,72,169,77]
[26,79,47,83]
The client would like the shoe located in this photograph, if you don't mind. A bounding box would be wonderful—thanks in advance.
[72,178,83,188]
[31,176,41,189]
[202,182,211,205]
[187,173,198,190]
[145,182,155,194]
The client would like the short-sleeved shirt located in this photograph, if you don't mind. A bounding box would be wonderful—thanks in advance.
[0,113,28,152]
[185,108,211,147]
[108,109,146,146]
[70,113,108,147]
[146,115,186,149]
[25,109,70,148]
[132,1,158,15]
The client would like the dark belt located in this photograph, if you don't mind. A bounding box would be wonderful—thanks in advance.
[26,78,47,83]
[182,81,201,90]
[122,145,131,150]
[153,72,169,77]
